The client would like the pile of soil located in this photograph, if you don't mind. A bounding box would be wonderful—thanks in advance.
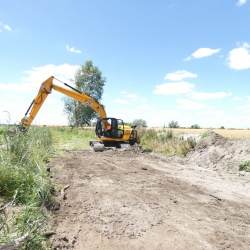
[188,131,250,173]
[48,132,250,249]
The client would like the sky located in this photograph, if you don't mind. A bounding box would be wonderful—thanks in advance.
[0,0,250,129]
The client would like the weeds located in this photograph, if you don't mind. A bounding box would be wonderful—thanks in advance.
[0,125,98,249]
[0,126,53,249]
[239,161,250,172]
[138,128,196,156]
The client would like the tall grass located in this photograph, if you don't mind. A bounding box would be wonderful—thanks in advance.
[0,126,53,249]
[137,128,196,156]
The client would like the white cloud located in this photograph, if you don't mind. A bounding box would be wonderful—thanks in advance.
[237,0,247,6]
[195,109,226,116]
[228,42,250,70]
[138,104,152,110]
[0,82,38,93]
[119,91,147,103]
[0,64,79,93]
[66,45,82,54]
[0,22,11,32]
[185,47,221,61]
[190,91,232,100]
[235,102,250,110]
[0,64,79,125]
[176,98,206,109]
[232,97,242,101]
[154,82,195,95]
[164,70,197,81]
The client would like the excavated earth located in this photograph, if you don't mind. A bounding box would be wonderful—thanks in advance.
[49,132,250,250]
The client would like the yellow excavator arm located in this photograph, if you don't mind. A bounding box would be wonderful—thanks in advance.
[18,76,137,151]
[17,76,137,151]
[20,76,107,129]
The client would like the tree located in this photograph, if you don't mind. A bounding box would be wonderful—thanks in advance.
[63,60,106,127]
[132,119,147,127]
[168,120,180,128]
[191,124,200,129]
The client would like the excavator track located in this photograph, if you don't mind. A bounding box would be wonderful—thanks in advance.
[89,140,132,152]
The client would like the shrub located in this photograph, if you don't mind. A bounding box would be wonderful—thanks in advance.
[239,161,250,172]
[191,124,200,129]
[168,120,180,128]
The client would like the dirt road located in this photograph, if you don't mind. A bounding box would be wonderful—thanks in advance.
[49,132,250,250]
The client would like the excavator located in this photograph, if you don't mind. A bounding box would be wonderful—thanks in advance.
[12,76,137,152]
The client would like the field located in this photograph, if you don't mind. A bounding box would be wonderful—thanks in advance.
[1,126,250,249]
[151,127,250,139]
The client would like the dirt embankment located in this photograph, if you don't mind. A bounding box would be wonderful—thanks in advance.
[49,132,250,250]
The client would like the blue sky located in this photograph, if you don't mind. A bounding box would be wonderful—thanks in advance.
[1,0,250,128]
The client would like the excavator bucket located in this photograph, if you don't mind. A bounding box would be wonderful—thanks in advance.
[89,141,105,152]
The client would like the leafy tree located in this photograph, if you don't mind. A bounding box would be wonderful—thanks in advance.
[63,60,106,127]
[191,124,200,129]
[168,120,180,128]
[132,119,147,127]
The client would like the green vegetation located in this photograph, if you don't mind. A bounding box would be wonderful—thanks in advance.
[168,120,180,128]
[190,124,201,129]
[63,60,106,127]
[137,128,196,156]
[51,126,96,152]
[239,161,250,172]
[0,125,98,249]
[0,126,53,249]
[131,119,147,127]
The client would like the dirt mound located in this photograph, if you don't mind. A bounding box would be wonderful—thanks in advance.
[188,131,250,173]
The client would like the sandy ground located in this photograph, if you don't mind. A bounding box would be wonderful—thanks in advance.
[49,132,250,250]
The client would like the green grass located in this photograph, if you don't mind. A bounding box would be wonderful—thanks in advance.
[0,126,53,249]
[50,126,96,152]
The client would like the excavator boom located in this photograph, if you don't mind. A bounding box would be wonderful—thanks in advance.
[20,76,107,129]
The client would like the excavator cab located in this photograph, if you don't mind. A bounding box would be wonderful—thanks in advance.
[95,118,124,139]
[92,117,137,151]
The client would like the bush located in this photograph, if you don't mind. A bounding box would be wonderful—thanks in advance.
[168,120,180,128]
[239,161,250,172]
[191,124,200,129]
[131,119,147,127]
